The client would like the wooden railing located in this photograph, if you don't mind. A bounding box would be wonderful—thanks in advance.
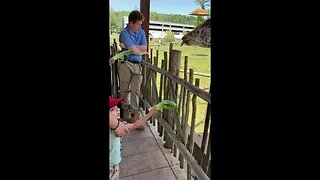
[110,42,211,180]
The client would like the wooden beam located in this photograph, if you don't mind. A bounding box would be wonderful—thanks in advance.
[140,0,150,49]
[142,61,211,103]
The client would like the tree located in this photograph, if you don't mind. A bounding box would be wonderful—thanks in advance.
[194,0,211,26]
[195,0,210,10]
[163,30,175,44]
[110,9,122,33]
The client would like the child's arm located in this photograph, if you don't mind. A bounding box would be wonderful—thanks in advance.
[110,117,130,137]
[127,106,158,131]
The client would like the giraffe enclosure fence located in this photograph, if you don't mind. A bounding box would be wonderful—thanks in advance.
[110,42,211,180]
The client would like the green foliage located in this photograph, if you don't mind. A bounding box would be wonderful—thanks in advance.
[150,12,197,25]
[110,11,120,33]
[196,16,206,26]
[110,1,211,31]
[110,8,199,31]
[110,10,131,33]
[156,100,177,110]
[163,30,176,44]
[195,0,211,11]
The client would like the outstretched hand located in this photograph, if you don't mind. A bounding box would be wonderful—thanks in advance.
[148,105,158,116]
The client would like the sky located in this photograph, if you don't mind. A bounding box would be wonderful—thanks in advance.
[110,0,202,16]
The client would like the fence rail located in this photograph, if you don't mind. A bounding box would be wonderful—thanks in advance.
[110,42,211,180]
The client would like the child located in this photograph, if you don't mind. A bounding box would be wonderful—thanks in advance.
[109,96,158,180]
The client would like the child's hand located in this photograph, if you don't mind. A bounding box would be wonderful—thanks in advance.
[148,105,158,116]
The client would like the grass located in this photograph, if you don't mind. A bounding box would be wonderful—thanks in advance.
[110,33,211,133]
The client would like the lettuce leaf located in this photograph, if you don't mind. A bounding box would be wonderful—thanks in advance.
[156,100,177,110]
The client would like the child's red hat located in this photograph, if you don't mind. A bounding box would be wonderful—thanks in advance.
[109,96,124,109]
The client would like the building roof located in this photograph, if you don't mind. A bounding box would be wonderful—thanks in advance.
[189,8,209,16]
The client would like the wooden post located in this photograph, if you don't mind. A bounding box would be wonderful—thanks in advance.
[179,56,188,168]
[187,78,200,180]
[164,49,181,149]
[140,0,150,99]
[110,41,120,98]
[141,54,147,102]
[150,48,153,63]
[142,55,150,110]
[199,87,211,166]
[185,70,194,180]
[158,59,165,135]
[162,51,168,140]
[152,56,157,126]
[155,50,159,79]
[140,0,150,48]
[169,49,181,154]
[147,56,152,103]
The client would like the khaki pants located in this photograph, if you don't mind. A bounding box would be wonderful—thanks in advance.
[109,164,119,180]
[118,61,143,113]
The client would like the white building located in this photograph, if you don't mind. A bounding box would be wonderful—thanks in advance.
[123,17,195,39]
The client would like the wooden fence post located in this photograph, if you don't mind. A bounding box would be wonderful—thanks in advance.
[179,56,188,168]
[164,49,181,149]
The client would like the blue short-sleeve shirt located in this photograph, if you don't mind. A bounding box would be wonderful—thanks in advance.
[119,26,147,63]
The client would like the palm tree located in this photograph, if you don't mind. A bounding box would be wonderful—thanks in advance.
[194,0,211,25]
[195,0,210,10]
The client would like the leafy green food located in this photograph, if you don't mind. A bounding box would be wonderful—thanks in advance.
[156,100,177,110]
[111,50,134,60]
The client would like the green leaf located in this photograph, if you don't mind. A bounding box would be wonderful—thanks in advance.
[111,50,134,60]
[156,100,177,110]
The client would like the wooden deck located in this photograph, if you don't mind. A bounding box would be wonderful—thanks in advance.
[119,121,191,180]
